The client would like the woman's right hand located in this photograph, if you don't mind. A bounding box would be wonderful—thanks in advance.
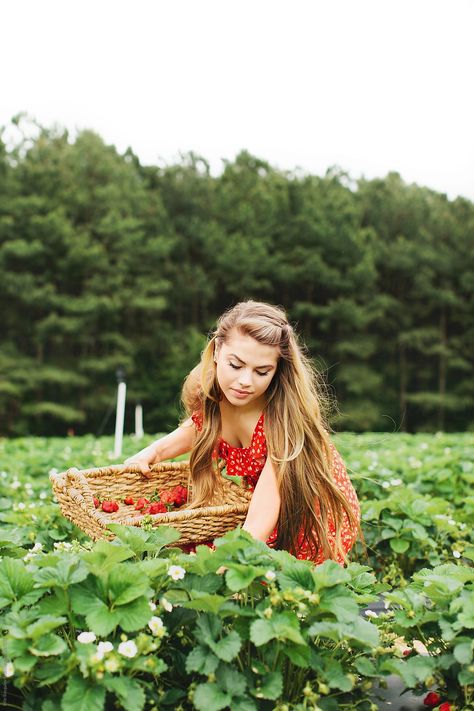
[123,453,157,479]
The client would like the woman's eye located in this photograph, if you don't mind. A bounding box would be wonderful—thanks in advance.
[229,362,269,377]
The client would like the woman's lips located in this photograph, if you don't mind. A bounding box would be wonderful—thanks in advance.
[231,389,252,398]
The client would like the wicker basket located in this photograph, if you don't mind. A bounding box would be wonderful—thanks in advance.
[50,461,252,545]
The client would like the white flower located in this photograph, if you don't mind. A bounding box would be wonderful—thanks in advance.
[54,541,73,551]
[118,640,138,658]
[364,610,378,618]
[28,503,35,509]
[167,565,186,580]
[444,447,451,454]
[448,519,456,526]
[149,601,157,611]
[265,570,276,581]
[160,597,173,612]
[453,550,461,559]
[39,492,47,500]
[17,502,25,510]
[148,616,165,635]
[77,631,97,644]
[420,442,428,450]
[381,481,390,489]
[11,480,21,489]
[3,662,14,677]
[390,478,402,487]
[94,641,114,660]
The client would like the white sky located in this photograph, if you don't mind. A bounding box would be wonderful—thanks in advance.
[2,0,473,201]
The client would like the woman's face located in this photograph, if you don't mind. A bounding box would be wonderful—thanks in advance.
[214,330,279,409]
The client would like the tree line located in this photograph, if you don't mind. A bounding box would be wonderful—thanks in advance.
[0,115,472,436]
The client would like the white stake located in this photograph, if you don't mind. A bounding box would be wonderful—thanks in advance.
[135,403,144,439]
[113,378,127,458]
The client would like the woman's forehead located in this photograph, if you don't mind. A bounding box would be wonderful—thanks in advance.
[222,332,279,365]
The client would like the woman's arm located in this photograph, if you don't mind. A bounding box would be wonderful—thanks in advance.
[242,456,280,542]
[124,417,197,477]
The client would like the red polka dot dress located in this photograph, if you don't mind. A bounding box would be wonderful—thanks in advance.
[185,410,360,565]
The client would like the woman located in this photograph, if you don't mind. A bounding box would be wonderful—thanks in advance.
[125,300,362,565]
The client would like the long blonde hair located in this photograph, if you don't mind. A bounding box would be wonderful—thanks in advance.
[181,300,363,563]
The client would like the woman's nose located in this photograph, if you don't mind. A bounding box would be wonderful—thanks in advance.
[238,370,252,387]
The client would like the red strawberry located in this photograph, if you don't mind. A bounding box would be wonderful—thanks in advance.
[93,497,100,509]
[147,502,167,514]
[124,496,134,505]
[403,649,412,656]
[171,485,188,506]
[423,692,441,707]
[439,704,451,711]
[135,497,150,510]
[101,500,119,513]
[159,489,175,505]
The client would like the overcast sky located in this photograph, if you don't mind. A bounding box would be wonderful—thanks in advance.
[2,0,473,201]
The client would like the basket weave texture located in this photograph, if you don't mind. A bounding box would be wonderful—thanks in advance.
[50,461,252,545]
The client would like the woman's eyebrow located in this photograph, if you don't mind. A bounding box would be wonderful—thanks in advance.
[229,353,275,369]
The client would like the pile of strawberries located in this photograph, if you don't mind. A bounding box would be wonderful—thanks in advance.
[93,484,188,516]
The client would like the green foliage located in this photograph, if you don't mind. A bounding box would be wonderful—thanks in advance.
[1,117,474,435]
[0,430,473,708]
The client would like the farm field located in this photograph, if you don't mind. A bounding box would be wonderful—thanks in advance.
[0,432,473,710]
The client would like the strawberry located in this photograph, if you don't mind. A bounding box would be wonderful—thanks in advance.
[124,496,134,505]
[101,500,119,513]
[423,692,441,707]
[135,497,150,510]
[159,489,176,505]
[146,502,167,515]
[93,497,100,509]
[171,485,188,506]
[439,704,451,711]
[403,649,412,656]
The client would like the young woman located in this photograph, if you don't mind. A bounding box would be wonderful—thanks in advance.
[125,300,362,565]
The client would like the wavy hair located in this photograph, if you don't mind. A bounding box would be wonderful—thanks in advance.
[181,300,363,563]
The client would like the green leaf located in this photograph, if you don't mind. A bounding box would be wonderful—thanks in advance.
[193,683,231,711]
[454,641,473,664]
[84,597,121,637]
[225,564,263,592]
[250,612,305,646]
[312,560,351,589]
[282,643,312,667]
[26,615,68,641]
[186,645,219,675]
[209,630,242,662]
[30,633,67,657]
[0,557,35,608]
[249,618,274,646]
[61,673,106,711]
[276,560,315,591]
[34,557,89,589]
[182,593,227,615]
[102,676,146,711]
[231,698,258,711]
[216,664,247,696]
[354,656,377,676]
[256,671,283,699]
[80,540,134,574]
[107,564,151,605]
[390,538,410,553]
[118,596,154,632]
[36,659,69,685]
